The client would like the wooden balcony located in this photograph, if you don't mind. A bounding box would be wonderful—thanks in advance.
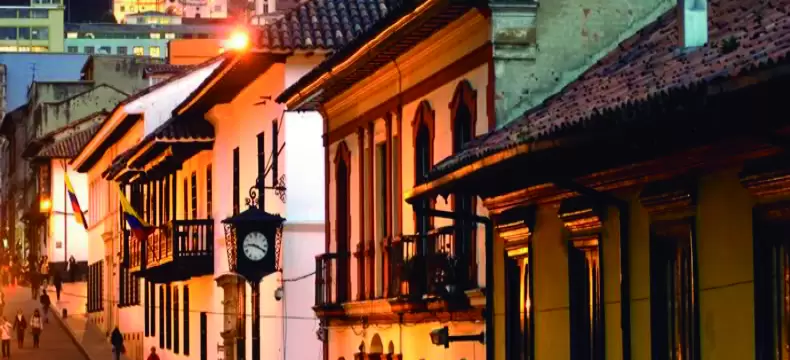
[315,225,479,318]
[142,219,214,282]
[314,252,351,316]
[128,229,144,274]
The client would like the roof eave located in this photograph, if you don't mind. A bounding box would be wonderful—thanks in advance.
[276,0,446,107]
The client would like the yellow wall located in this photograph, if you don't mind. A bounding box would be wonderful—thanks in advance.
[504,166,758,360]
[0,6,64,52]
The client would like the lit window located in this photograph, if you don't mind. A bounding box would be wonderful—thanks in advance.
[66,32,78,39]
[150,33,161,39]
[17,46,31,52]
[149,46,160,57]
[164,33,175,39]
[133,46,144,56]
[31,27,48,40]
[32,46,47,52]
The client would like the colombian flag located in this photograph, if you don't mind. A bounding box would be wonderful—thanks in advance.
[118,185,152,241]
[64,174,88,230]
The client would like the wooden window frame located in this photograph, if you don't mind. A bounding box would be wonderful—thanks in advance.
[449,80,478,289]
[166,284,172,349]
[174,286,180,354]
[411,101,435,237]
[191,171,197,219]
[159,285,165,349]
[184,285,190,355]
[559,199,604,360]
[640,181,700,360]
[334,141,352,303]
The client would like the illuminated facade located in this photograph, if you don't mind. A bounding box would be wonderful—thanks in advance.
[0,0,64,53]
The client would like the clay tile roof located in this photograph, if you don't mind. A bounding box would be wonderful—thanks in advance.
[150,116,214,142]
[143,64,200,77]
[429,0,790,181]
[35,123,102,159]
[260,0,402,51]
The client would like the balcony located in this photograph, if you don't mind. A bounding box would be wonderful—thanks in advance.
[141,219,214,282]
[128,229,144,273]
[315,225,478,316]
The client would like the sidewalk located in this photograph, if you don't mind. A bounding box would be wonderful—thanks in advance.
[1,285,87,360]
[45,282,131,360]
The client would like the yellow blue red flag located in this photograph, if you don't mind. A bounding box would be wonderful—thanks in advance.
[64,174,88,230]
[118,185,152,241]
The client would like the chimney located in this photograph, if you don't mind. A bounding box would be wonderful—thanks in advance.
[679,0,708,48]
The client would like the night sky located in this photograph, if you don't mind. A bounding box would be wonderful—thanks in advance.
[7,0,112,23]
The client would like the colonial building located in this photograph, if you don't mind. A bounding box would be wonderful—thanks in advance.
[274,0,737,358]
[70,56,223,345]
[22,111,105,275]
[399,1,789,360]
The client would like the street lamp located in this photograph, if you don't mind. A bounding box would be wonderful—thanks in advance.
[39,198,52,213]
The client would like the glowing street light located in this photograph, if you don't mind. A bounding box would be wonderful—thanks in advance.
[226,30,249,51]
[39,198,52,213]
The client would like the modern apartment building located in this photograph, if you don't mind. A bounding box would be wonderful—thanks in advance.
[0,0,64,52]
[64,22,234,58]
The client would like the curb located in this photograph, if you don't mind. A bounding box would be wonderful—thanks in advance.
[50,304,94,360]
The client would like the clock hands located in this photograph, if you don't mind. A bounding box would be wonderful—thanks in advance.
[249,244,266,252]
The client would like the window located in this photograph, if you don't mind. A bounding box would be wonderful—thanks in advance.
[173,286,180,354]
[200,312,207,360]
[649,219,700,360]
[335,142,351,303]
[99,46,111,54]
[505,247,534,360]
[184,286,190,355]
[30,10,48,18]
[206,165,212,218]
[165,33,176,39]
[18,28,29,40]
[183,178,188,220]
[0,28,16,40]
[87,261,105,312]
[568,238,603,360]
[117,46,127,55]
[31,46,46,52]
[119,5,125,11]
[451,81,477,288]
[413,102,434,236]
[133,46,144,56]
[85,46,95,54]
[191,172,197,219]
[150,281,156,337]
[144,282,149,336]
[0,10,16,18]
[67,46,78,53]
[375,142,388,297]
[150,33,161,39]
[66,32,78,38]
[233,148,239,215]
[166,285,172,349]
[755,207,790,360]
[17,10,28,18]
[159,286,165,348]
[214,5,222,11]
[150,46,161,57]
[30,27,48,40]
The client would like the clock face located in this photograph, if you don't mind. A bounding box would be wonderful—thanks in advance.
[242,231,268,261]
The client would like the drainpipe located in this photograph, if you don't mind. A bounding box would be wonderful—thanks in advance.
[553,179,631,360]
[420,208,493,360]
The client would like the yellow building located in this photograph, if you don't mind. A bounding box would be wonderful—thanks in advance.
[0,0,64,52]
[279,0,790,359]
[113,0,166,24]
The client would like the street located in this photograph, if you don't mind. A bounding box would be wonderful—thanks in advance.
[0,285,87,360]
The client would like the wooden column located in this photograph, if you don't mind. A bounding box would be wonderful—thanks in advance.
[357,127,366,301]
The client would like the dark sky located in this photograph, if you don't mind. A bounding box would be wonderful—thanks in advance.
[7,0,111,23]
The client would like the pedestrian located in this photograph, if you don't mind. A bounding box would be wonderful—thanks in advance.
[39,291,50,324]
[68,256,77,282]
[0,317,10,359]
[29,310,42,349]
[110,326,124,360]
[146,346,160,360]
[39,258,49,290]
[12,309,25,349]
[53,271,62,302]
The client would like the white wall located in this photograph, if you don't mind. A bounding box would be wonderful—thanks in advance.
[124,59,223,136]
[48,161,89,263]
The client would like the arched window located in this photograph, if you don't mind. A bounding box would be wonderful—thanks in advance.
[450,80,478,288]
[334,141,352,303]
[412,101,435,237]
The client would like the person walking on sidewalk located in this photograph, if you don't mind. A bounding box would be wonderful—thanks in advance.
[12,309,25,349]
[52,272,62,302]
[29,310,41,349]
[0,317,11,359]
[111,326,124,360]
[38,291,50,324]
[67,256,77,282]
[146,346,160,360]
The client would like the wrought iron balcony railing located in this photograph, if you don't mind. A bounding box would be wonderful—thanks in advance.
[142,219,214,281]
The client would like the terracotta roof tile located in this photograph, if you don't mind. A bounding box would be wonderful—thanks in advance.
[259,0,402,51]
[143,64,200,77]
[430,0,790,180]
[35,123,102,159]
